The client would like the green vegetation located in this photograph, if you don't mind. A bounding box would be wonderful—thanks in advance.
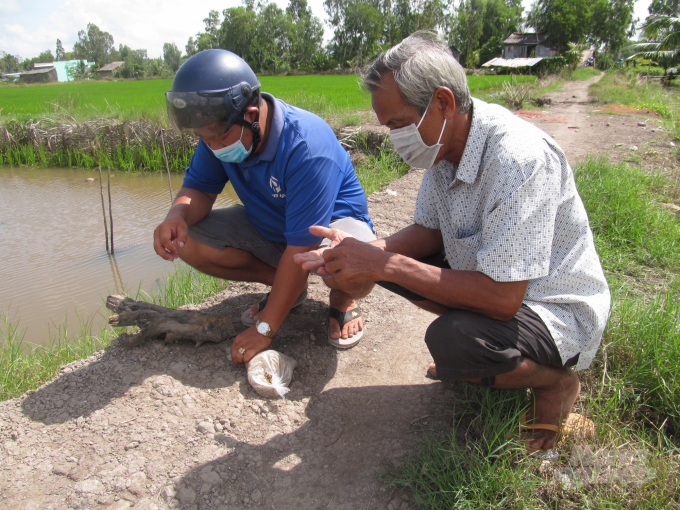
[0,74,539,125]
[0,80,171,123]
[0,265,227,401]
[0,135,194,173]
[569,67,602,80]
[354,150,410,195]
[576,158,680,274]
[386,156,680,508]
[0,73,542,173]
[589,71,678,114]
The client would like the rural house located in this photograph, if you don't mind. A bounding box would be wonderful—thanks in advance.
[19,66,58,84]
[97,61,125,78]
[503,32,559,59]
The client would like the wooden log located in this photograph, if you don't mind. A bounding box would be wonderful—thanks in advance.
[106,295,235,347]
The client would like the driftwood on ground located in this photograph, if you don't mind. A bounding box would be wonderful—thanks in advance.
[106,295,235,347]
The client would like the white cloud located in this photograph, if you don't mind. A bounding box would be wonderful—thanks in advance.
[0,0,21,16]
[1,0,331,60]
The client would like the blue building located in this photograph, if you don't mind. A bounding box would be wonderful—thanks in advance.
[51,60,94,82]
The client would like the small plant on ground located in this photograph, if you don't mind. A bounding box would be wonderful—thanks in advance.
[494,76,537,109]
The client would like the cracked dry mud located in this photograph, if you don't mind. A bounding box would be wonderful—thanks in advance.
[0,75,670,510]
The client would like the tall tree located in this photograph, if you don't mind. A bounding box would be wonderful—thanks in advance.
[220,5,258,61]
[163,42,182,72]
[325,0,384,66]
[530,0,590,52]
[56,39,65,61]
[649,0,680,15]
[0,52,20,74]
[450,0,485,67]
[286,0,324,69]
[72,23,115,66]
[201,10,222,50]
[631,14,680,72]
[185,37,198,57]
[588,0,635,55]
[250,2,289,72]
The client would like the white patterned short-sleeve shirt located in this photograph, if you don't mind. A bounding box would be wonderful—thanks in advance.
[414,98,611,370]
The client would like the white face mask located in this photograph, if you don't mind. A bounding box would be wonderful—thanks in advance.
[389,104,446,169]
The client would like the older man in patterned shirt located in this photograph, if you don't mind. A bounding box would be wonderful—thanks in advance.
[294,31,610,452]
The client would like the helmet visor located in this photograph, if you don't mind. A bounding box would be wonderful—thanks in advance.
[166,91,229,135]
[165,81,260,136]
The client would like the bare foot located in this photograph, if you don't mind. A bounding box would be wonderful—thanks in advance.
[246,301,262,322]
[427,363,437,379]
[524,369,581,451]
[329,288,363,340]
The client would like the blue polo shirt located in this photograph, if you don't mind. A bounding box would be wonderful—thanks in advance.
[182,93,373,246]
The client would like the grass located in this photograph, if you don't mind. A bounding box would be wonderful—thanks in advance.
[386,156,680,508]
[0,74,536,125]
[575,158,680,275]
[355,149,410,195]
[0,136,194,173]
[569,67,602,81]
[0,265,227,401]
[0,73,537,173]
[590,71,680,117]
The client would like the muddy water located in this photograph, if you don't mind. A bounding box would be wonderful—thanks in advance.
[0,167,238,346]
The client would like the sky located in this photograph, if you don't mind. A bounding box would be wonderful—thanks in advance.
[0,0,656,61]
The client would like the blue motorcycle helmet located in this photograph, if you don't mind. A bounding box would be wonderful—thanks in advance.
[166,49,263,152]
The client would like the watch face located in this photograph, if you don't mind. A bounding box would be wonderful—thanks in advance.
[256,321,269,335]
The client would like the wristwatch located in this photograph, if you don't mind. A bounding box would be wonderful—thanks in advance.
[255,319,275,339]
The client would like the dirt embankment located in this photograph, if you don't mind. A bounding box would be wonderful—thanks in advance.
[0,74,671,510]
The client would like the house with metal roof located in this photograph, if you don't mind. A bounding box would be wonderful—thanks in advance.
[97,61,125,78]
[503,32,559,59]
[19,66,58,84]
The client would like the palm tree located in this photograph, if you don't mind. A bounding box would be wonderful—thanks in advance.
[629,14,680,77]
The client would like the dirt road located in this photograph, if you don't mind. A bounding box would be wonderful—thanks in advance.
[0,74,667,510]
[517,73,670,169]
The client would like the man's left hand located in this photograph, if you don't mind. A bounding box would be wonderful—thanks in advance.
[293,226,355,274]
[231,327,272,364]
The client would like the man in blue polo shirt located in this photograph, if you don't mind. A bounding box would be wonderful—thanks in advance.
[154,49,376,364]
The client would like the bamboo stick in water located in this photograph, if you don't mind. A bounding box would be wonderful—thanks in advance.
[107,165,114,254]
[98,166,110,253]
[160,129,174,205]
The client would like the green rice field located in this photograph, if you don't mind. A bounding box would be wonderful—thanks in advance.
[0,74,537,123]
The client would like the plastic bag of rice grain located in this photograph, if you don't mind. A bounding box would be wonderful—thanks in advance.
[246,350,297,398]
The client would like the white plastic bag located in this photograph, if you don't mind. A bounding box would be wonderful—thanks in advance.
[246,350,297,399]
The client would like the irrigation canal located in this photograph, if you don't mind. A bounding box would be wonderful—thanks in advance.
[0,167,239,347]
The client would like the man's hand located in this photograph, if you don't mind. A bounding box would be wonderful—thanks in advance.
[293,226,355,275]
[321,238,392,285]
[231,327,272,364]
[153,216,188,261]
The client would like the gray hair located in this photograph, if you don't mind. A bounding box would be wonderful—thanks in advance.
[362,30,471,115]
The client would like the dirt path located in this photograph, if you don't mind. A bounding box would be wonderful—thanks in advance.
[0,75,670,510]
[517,73,671,169]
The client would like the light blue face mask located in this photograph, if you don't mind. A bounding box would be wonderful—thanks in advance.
[211,126,252,163]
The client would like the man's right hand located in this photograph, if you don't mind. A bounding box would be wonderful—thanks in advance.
[153,216,188,261]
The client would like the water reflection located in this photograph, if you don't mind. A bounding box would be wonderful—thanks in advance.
[0,167,238,346]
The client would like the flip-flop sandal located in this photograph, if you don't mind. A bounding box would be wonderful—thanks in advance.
[327,306,363,348]
[241,289,308,327]
[518,412,595,454]
[519,413,560,456]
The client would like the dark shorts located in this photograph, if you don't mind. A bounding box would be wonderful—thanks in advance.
[376,253,577,381]
[188,204,376,268]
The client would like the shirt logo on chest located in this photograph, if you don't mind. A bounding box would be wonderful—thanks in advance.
[269,176,285,198]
